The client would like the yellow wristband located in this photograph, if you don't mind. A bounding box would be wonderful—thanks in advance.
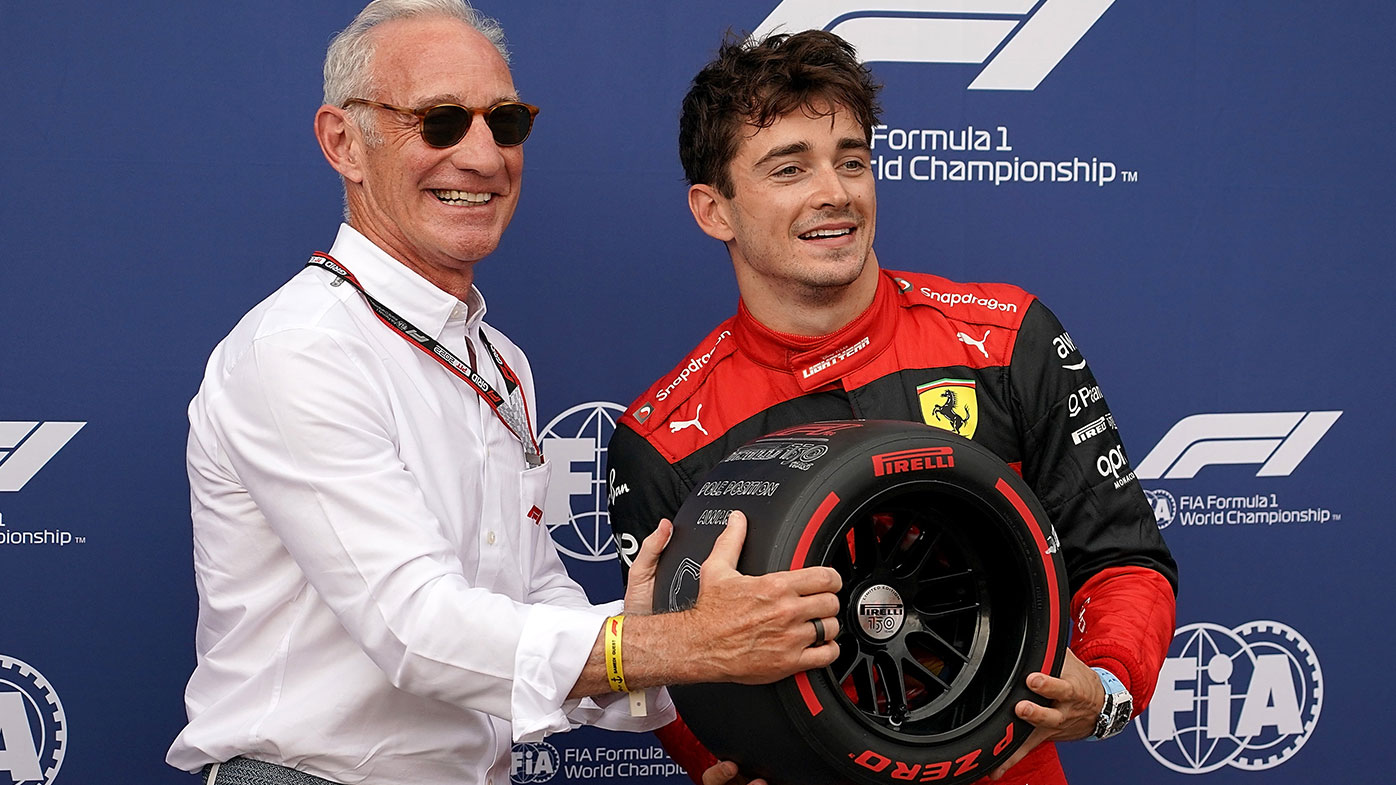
[604,614,628,693]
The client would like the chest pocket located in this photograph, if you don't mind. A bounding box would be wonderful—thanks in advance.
[518,461,552,528]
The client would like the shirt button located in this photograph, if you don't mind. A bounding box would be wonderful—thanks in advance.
[487,531,497,545]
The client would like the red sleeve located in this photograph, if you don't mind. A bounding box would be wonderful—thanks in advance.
[655,712,720,785]
[1068,565,1177,714]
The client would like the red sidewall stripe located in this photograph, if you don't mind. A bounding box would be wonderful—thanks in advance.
[791,491,840,716]
[993,477,1060,673]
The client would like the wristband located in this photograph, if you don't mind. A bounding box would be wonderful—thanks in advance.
[604,614,628,693]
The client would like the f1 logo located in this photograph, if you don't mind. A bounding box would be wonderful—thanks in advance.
[751,0,1115,90]
[0,422,85,492]
[1135,412,1340,480]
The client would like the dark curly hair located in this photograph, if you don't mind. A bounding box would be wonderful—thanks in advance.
[679,30,883,198]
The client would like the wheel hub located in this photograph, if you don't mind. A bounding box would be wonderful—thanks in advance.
[855,583,906,641]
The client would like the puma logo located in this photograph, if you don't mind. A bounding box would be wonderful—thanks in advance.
[957,329,990,358]
[669,403,708,436]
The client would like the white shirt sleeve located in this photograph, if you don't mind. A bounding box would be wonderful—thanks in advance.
[208,324,638,726]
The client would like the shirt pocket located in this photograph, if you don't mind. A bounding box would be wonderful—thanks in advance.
[518,461,552,529]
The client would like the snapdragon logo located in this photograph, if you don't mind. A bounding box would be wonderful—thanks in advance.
[1138,621,1321,773]
[0,655,66,785]
[656,331,730,402]
[1136,411,1341,480]
[0,422,85,492]
[539,402,626,563]
[752,0,1116,90]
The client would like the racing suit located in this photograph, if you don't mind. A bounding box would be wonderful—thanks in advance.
[606,269,1178,785]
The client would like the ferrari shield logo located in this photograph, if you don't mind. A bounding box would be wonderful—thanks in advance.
[918,378,978,438]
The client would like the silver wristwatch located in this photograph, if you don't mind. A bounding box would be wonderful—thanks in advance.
[1089,667,1134,740]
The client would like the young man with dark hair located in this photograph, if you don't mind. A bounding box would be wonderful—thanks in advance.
[608,30,1177,785]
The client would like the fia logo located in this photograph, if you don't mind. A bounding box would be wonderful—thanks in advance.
[752,0,1117,90]
[539,402,628,563]
[510,741,560,784]
[0,655,66,785]
[1136,411,1341,480]
[0,422,85,493]
[1143,488,1176,529]
[1137,621,1321,773]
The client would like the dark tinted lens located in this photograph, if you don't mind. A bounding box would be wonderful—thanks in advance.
[486,103,534,146]
[420,105,471,147]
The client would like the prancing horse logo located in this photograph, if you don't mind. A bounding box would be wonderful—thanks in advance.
[931,390,971,434]
[917,378,979,439]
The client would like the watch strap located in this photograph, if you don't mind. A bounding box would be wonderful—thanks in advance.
[1089,666,1134,740]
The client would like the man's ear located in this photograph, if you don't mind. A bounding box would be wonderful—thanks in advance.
[687,183,736,242]
[315,105,365,184]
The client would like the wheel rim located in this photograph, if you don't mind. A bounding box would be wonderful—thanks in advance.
[821,483,1031,740]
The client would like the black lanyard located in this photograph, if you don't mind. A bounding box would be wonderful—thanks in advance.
[306,253,543,467]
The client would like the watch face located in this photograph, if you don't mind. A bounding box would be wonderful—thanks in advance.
[1096,692,1133,739]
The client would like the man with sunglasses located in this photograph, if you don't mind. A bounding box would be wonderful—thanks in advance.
[607,30,1178,785]
[167,3,842,785]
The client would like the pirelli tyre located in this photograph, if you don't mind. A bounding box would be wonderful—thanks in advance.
[654,420,1068,785]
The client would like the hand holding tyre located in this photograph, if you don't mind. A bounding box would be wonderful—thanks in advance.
[989,649,1106,778]
[622,518,674,617]
[682,510,843,684]
[606,511,844,692]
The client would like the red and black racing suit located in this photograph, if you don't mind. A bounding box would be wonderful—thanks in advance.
[606,269,1178,785]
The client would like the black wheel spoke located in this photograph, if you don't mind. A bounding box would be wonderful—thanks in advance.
[904,526,945,577]
[917,599,981,620]
[911,626,973,664]
[881,515,916,570]
[873,652,909,724]
[848,657,878,713]
[903,654,952,692]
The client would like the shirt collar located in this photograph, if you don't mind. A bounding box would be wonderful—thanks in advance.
[733,271,898,392]
[326,223,488,339]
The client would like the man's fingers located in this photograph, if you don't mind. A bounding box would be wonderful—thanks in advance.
[796,640,841,670]
[1025,672,1074,701]
[1015,698,1065,728]
[781,564,843,594]
[808,617,841,646]
[703,510,749,574]
[701,761,739,785]
[629,519,673,582]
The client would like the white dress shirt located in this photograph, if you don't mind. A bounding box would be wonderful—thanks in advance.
[167,225,672,785]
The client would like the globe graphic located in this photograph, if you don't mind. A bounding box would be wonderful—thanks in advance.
[538,402,626,562]
[1138,623,1253,773]
[510,741,559,784]
[1137,621,1321,774]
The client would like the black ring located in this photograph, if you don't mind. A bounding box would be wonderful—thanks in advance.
[811,617,827,646]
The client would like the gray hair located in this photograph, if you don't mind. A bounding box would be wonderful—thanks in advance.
[324,0,510,140]
[322,0,510,217]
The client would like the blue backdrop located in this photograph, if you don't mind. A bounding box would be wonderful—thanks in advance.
[1,1,1391,783]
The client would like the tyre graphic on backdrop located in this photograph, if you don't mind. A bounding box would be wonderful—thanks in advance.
[1137,620,1322,773]
[538,402,626,562]
[655,420,1067,785]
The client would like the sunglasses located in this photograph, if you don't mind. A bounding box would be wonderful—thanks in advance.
[343,98,540,147]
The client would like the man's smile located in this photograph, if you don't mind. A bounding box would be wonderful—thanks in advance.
[431,188,494,205]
